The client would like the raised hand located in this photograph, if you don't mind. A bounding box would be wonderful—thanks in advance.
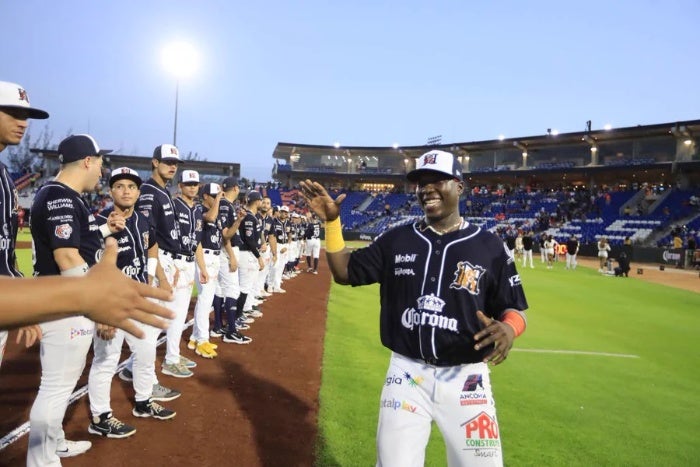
[299,179,346,221]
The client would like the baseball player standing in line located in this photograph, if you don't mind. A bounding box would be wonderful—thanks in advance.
[270,205,290,293]
[87,168,176,441]
[126,144,186,400]
[187,182,224,359]
[304,213,322,274]
[166,169,208,375]
[521,231,535,269]
[223,191,264,344]
[26,134,120,465]
[0,80,49,368]
[300,150,528,467]
[565,234,579,270]
[210,177,243,337]
[254,196,274,304]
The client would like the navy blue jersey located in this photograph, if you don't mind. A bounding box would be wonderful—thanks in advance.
[31,181,104,276]
[304,220,321,240]
[0,162,21,276]
[174,198,202,256]
[347,221,528,365]
[200,206,223,251]
[257,213,274,243]
[239,209,262,257]
[136,178,181,254]
[271,218,289,244]
[219,198,243,248]
[97,207,154,283]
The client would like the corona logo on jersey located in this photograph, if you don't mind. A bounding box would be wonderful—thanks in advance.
[401,294,458,332]
[461,412,501,450]
[416,294,445,313]
[450,261,484,295]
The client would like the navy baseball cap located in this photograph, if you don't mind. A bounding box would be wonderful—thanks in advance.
[109,167,142,188]
[221,176,239,191]
[0,81,49,119]
[153,144,183,163]
[57,134,111,164]
[246,190,262,202]
[407,150,463,182]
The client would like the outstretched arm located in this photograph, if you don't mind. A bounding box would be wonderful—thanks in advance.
[4,238,174,337]
[299,179,351,284]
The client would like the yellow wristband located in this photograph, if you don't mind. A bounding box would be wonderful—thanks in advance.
[325,217,346,253]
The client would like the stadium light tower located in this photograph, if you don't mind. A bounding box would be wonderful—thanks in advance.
[162,41,199,146]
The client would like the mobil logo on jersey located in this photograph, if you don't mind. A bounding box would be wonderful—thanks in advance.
[461,412,501,450]
[449,261,485,295]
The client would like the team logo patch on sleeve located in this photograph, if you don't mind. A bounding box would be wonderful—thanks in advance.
[142,232,149,248]
[450,261,485,295]
[54,224,73,239]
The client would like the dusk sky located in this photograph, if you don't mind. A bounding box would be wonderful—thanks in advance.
[3,1,699,181]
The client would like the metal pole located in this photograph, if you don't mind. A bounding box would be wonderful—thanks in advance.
[173,80,179,146]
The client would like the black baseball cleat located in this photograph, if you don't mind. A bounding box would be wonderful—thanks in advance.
[132,399,176,420]
[223,331,252,344]
[88,412,136,439]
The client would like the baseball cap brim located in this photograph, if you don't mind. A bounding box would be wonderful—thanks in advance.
[0,105,49,120]
[109,173,141,188]
[406,168,461,183]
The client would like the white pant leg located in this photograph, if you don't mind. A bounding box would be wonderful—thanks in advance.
[273,249,288,289]
[126,319,160,402]
[571,253,577,269]
[88,330,126,416]
[255,249,271,295]
[433,362,503,467]
[310,238,321,258]
[238,251,259,311]
[0,329,7,369]
[163,255,195,366]
[376,353,434,467]
[193,253,221,343]
[27,316,94,467]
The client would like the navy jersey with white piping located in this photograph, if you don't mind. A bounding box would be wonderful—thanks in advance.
[271,218,289,244]
[0,162,21,276]
[219,198,243,248]
[96,207,154,283]
[200,207,223,251]
[238,209,262,257]
[347,220,528,365]
[257,213,273,243]
[30,181,104,276]
[136,178,181,254]
[174,198,202,256]
[304,220,321,240]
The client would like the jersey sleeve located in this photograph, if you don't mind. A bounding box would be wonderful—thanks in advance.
[136,189,161,220]
[44,196,83,250]
[486,242,528,314]
[240,214,260,257]
[347,238,385,286]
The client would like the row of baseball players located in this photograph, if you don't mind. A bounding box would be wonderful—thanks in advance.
[0,80,322,465]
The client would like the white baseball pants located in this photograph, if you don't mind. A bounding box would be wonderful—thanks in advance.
[305,238,321,259]
[159,251,195,366]
[376,352,502,467]
[27,316,94,467]
[192,251,221,343]
[217,247,240,300]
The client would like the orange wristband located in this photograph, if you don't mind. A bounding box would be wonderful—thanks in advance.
[501,311,526,337]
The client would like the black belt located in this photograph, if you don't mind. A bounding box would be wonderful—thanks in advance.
[160,250,195,262]
[419,356,470,367]
[203,249,220,255]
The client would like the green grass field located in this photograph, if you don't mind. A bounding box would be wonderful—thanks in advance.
[316,262,700,466]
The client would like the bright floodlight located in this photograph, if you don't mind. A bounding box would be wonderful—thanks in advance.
[162,41,199,78]
[333,142,340,148]
[551,129,559,136]
[604,123,612,131]
[392,143,399,149]
[498,134,505,141]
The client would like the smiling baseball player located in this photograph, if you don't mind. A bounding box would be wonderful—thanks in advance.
[300,150,528,467]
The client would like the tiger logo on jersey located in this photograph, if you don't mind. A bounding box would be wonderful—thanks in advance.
[450,261,485,295]
[142,231,149,249]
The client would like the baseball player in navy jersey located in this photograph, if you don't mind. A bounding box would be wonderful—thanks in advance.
[87,167,176,440]
[27,134,121,465]
[224,191,264,344]
[254,196,274,303]
[129,144,187,398]
[187,182,224,358]
[270,205,290,293]
[211,177,243,337]
[304,214,322,274]
[0,81,49,367]
[300,150,528,467]
[166,169,208,375]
